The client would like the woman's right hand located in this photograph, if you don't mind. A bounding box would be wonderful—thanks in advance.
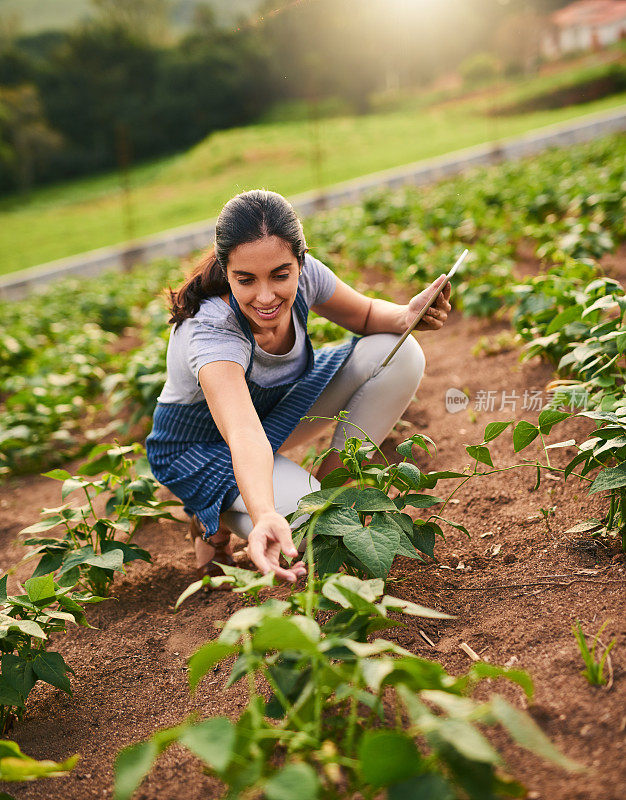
[247,511,307,583]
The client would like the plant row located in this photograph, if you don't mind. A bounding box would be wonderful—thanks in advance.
[2,133,624,477]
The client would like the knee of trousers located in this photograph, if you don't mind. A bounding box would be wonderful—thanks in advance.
[378,334,426,396]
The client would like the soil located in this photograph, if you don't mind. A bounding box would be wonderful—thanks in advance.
[2,251,626,800]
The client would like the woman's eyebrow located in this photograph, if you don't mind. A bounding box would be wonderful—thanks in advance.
[231,263,293,276]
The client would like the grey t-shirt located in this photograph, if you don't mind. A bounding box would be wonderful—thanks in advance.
[157,253,337,404]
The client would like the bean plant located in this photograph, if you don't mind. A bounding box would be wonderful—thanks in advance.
[115,564,578,800]
[284,416,468,580]
[19,443,180,596]
[513,268,626,411]
[0,573,101,734]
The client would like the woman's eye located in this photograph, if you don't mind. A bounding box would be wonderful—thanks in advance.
[275,273,290,281]
[238,278,253,285]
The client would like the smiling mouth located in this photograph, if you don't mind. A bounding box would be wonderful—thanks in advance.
[253,302,283,319]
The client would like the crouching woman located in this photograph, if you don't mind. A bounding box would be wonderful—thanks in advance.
[146,189,451,583]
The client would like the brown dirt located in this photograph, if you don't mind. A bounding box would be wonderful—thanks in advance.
[3,259,626,800]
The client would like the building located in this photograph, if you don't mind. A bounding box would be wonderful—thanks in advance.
[542,0,626,58]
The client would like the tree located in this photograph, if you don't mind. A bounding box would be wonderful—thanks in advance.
[90,0,172,45]
[0,84,62,192]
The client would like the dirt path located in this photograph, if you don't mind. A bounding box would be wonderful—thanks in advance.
[2,276,625,799]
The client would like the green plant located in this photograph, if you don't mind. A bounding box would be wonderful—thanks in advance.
[0,572,102,734]
[0,739,78,786]
[19,443,180,596]
[115,564,579,800]
[571,620,615,687]
[287,416,468,580]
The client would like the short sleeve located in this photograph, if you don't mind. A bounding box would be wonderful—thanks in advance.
[299,253,337,307]
[187,301,252,382]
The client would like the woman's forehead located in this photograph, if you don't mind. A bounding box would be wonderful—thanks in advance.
[228,236,297,274]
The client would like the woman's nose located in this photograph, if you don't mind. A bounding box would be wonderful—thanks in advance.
[256,283,275,305]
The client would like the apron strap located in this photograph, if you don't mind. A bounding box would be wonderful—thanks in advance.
[228,287,314,380]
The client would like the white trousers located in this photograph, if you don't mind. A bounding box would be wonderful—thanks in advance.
[220,333,426,540]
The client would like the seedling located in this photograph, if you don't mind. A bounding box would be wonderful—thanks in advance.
[117,568,580,800]
[18,443,181,596]
[0,573,102,733]
[572,620,615,687]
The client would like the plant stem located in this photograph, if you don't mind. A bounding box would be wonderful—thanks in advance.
[538,430,552,469]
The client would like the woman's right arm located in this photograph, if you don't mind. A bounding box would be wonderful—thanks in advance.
[198,361,306,583]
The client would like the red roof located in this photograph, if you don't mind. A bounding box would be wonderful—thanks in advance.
[552,0,626,27]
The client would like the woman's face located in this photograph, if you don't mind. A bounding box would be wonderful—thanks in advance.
[226,235,301,333]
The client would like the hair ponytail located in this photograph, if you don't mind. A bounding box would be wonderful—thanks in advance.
[167,248,228,329]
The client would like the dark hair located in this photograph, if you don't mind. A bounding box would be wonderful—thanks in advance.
[168,189,307,328]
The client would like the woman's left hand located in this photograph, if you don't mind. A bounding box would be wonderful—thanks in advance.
[404,275,452,332]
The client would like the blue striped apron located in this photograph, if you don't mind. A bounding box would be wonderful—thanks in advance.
[146,288,358,538]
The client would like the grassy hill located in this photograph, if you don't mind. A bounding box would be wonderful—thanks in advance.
[1,56,625,276]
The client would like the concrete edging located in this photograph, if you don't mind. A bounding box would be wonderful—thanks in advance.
[1,104,625,300]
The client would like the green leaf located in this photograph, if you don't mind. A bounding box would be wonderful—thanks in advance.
[379,596,453,619]
[351,487,397,513]
[434,718,501,764]
[538,408,570,434]
[513,421,539,452]
[32,652,72,694]
[0,675,24,707]
[468,662,534,700]
[491,696,582,771]
[19,516,65,535]
[400,494,444,509]
[483,421,512,442]
[114,740,160,800]
[359,730,421,787]
[179,718,235,774]
[59,546,125,574]
[0,613,46,640]
[313,536,346,577]
[315,507,363,538]
[265,762,320,800]
[253,616,320,654]
[387,773,455,800]
[397,434,436,459]
[31,551,67,579]
[465,445,493,468]
[589,463,626,494]
[0,745,78,782]
[344,514,400,579]
[564,451,589,480]
[1,654,36,698]
[411,523,437,558]
[101,540,152,565]
[41,469,73,481]
[188,641,238,692]
[0,576,7,603]
[61,478,88,500]
[24,573,56,604]
[56,594,93,628]
[319,467,353,488]
[545,305,583,335]
[395,463,422,490]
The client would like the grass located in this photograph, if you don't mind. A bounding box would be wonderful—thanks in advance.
[1,68,625,276]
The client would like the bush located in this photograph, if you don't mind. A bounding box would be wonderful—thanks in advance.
[459,51,501,87]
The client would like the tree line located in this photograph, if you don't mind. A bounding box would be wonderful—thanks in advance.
[0,0,571,194]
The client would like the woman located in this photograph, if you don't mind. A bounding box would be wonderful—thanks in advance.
[146,189,451,584]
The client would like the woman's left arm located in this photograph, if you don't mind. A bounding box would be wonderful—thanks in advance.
[312,274,452,335]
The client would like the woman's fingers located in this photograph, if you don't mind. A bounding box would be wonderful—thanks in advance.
[247,515,304,583]
[248,532,273,575]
